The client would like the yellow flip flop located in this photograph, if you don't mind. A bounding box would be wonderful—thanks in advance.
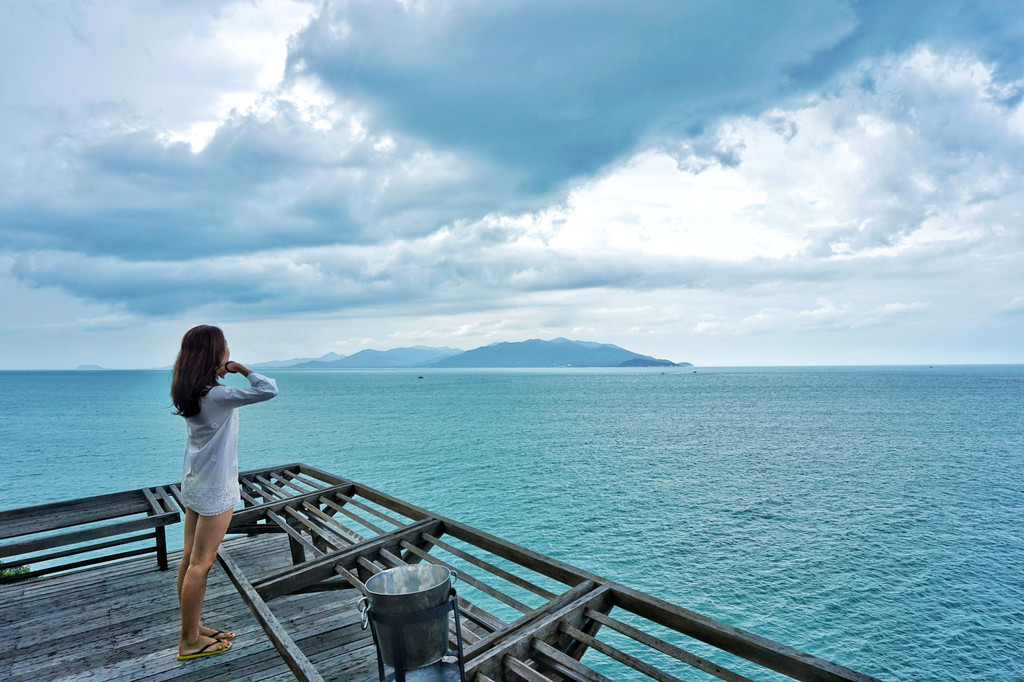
[177,639,232,661]
[209,630,236,641]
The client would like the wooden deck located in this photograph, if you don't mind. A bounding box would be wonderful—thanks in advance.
[2,533,376,681]
[0,464,885,682]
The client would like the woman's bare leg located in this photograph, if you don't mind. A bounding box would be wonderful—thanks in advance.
[177,509,234,641]
[178,508,234,657]
[177,508,198,604]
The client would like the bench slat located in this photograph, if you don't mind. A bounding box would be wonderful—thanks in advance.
[0,511,178,558]
[0,490,152,539]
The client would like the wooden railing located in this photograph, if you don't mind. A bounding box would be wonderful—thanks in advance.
[219,464,885,682]
[0,486,180,583]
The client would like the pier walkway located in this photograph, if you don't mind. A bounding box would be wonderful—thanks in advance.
[1,464,884,681]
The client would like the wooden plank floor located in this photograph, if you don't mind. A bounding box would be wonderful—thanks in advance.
[1,534,378,682]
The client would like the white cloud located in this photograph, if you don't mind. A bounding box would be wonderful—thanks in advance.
[501,47,1024,278]
[1000,296,1024,315]
[0,1,318,146]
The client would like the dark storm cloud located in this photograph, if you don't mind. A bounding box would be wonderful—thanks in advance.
[288,0,855,193]
[288,1,1024,194]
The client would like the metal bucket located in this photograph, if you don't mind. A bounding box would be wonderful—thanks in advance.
[361,565,457,669]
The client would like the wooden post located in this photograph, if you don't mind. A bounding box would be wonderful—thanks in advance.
[155,525,168,571]
[283,513,306,565]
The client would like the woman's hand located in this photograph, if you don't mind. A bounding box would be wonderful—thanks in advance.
[225,361,251,377]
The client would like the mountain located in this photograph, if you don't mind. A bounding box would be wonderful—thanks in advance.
[290,346,463,369]
[246,340,688,370]
[250,352,347,369]
[430,338,685,368]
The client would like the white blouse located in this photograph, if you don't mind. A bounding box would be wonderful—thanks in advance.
[180,372,278,516]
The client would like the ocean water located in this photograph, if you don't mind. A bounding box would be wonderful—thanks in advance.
[1,365,1022,681]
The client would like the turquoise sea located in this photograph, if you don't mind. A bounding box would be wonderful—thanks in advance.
[1,366,1022,681]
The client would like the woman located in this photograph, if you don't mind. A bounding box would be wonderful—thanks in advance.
[171,325,278,661]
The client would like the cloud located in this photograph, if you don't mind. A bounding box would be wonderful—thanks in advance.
[7,45,1024,322]
[288,0,856,192]
[0,0,318,146]
[1,100,520,259]
[999,296,1024,315]
[288,0,1024,194]
[1,1,1023,367]
[692,298,930,337]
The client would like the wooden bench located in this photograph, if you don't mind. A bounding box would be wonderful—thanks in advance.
[0,486,180,583]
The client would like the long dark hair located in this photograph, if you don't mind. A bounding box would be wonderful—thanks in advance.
[171,325,227,418]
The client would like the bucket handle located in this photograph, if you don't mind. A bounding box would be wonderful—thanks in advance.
[358,596,370,630]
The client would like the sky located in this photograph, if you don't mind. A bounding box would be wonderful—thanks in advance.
[1,0,1023,369]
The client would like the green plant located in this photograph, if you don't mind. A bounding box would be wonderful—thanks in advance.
[1,565,30,579]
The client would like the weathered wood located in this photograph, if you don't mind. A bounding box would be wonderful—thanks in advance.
[141,486,164,516]
[302,500,366,544]
[422,532,557,600]
[455,597,507,634]
[317,494,389,536]
[217,547,327,682]
[531,639,614,682]
[243,474,286,504]
[442,520,592,590]
[466,584,612,680]
[584,608,756,682]
[464,580,600,659]
[609,585,885,682]
[356,554,385,576]
[564,585,614,663]
[284,469,334,490]
[140,486,174,570]
[268,469,313,495]
[333,491,407,528]
[229,484,357,528]
[333,479,435,524]
[1,530,155,568]
[2,545,156,583]
[300,471,594,590]
[298,501,365,545]
[168,483,185,509]
[153,485,177,514]
[293,463,353,487]
[377,545,404,567]
[3,566,260,681]
[265,508,320,562]
[283,506,343,550]
[239,485,262,507]
[504,654,558,682]
[156,525,169,570]
[254,518,443,600]
[334,564,367,595]
[0,511,178,557]
[0,487,180,580]
[561,622,686,682]
[255,473,295,500]
[0,489,152,538]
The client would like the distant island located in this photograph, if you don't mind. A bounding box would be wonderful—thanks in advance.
[75,365,107,370]
[254,338,689,369]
